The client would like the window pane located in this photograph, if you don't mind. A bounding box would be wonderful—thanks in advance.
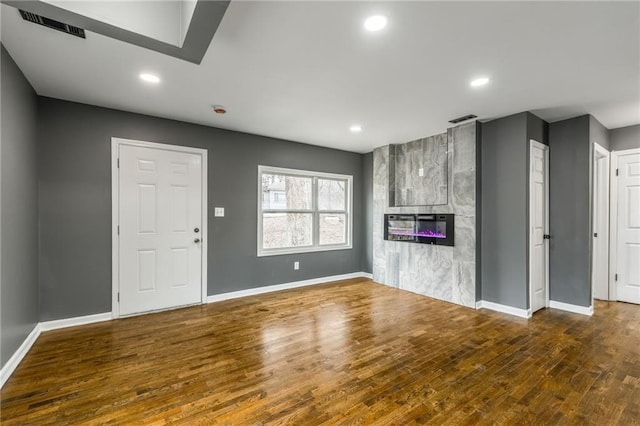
[319,213,346,245]
[262,174,312,210]
[318,179,346,211]
[263,213,313,249]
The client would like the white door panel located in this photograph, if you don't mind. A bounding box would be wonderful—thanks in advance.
[118,144,203,316]
[530,141,548,313]
[616,152,640,304]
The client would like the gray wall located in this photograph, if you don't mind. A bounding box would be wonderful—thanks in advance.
[37,97,365,321]
[610,124,640,151]
[590,116,610,151]
[361,152,373,273]
[479,112,548,310]
[527,112,549,145]
[548,115,592,307]
[1,46,40,367]
[480,113,529,309]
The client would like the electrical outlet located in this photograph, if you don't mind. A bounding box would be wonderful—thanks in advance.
[294,261,300,270]
[214,207,225,217]
[418,168,424,177]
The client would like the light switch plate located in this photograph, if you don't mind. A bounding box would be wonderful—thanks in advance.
[418,168,424,177]
[214,207,225,217]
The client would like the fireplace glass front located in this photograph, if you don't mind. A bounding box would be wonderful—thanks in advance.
[384,215,416,241]
[384,214,454,246]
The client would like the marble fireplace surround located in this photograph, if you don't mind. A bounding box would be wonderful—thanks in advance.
[391,133,448,206]
[373,122,476,308]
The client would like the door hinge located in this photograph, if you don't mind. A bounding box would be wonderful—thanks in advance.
[117,292,120,302]
[117,225,120,235]
[117,158,120,168]
[594,232,598,238]
[615,273,618,282]
[616,168,619,176]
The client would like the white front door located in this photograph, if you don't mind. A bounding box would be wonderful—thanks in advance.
[530,140,549,313]
[615,151,640,304]
[118,143,204,316]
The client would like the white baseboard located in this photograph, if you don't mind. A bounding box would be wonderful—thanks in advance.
[1,312,111,389]
[0,324,42,388]
[207,272,370,304]
[40,312,113,331]
[549,300,593,316]
[476,300,532,319]
[361,272,373,279]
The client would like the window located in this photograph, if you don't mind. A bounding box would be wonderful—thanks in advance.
[258,165,353,256]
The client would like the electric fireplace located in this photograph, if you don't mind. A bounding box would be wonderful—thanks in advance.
[384,214,454,246]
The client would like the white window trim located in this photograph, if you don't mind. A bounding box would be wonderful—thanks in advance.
[257,165,353,257]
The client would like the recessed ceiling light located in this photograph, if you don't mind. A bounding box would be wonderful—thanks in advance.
[350,124,363,133]
[470,77,489,87]
[364,15,387,32]
[139,73,160,83]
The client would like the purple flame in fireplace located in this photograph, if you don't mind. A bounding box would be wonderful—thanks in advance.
[416,229,446,239]
[390,230,446,239]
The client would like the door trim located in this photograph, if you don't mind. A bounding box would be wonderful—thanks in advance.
[592,142,610,301]
[529,139,549,312]
[609,147,640,302]
[111,138,208,319]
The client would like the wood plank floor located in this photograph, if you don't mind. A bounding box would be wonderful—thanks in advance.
[1,278,639,425]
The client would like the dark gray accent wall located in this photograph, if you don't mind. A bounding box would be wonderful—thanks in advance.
[526,112,549,145]
[1,45,39,367]
[361,152,373,274]
[611,124,640,151]
[480,112,549,310]
[589,116,610,151]
[480,113,529,309]
[548,115,592,307]
[37,98,364,321]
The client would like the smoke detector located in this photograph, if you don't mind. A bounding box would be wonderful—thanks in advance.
[212,105,227,114]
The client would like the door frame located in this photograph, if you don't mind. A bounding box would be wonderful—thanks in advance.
[609,147,640,301]
[529,139,550,312]
[592,142,610,301]
[111,137,208,319]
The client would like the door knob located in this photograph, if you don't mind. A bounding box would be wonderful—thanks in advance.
[194,227,200,233]
[194,238,201,243]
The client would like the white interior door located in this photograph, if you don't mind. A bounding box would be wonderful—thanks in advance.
[118,143,203,316]
[530,140,549,313]
[615,151,640,304]
[592,144,610,300]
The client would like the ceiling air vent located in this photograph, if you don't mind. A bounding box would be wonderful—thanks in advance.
[448,114,477,124]
[19,10,86,39]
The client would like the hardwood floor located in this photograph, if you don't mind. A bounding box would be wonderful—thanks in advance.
[1,278,639,425]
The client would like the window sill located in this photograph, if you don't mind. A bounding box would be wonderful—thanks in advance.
[257,244,353,257]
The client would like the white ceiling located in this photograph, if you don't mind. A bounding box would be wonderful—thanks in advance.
[2,1,639,154]
[43,0,195,47]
